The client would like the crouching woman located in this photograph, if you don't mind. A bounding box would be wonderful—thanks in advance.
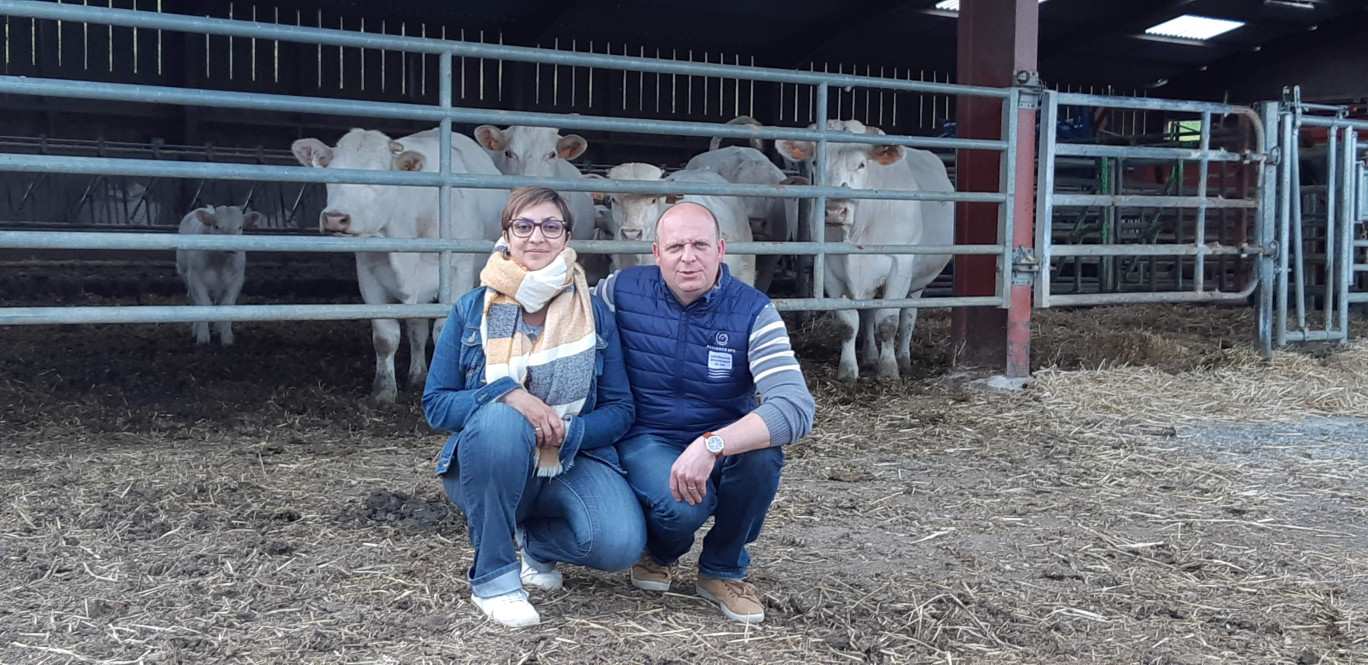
[423,185,645,628]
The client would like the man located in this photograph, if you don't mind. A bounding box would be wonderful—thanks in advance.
[595,201,815,624]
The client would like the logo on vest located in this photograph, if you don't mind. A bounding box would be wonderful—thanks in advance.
[715,332,729,346]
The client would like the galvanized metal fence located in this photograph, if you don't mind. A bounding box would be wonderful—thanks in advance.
[0,0,1021,328]
[1034,90,1269,308]
[1274,88,1368,346]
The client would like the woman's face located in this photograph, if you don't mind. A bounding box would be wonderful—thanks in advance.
[504,200,570,272]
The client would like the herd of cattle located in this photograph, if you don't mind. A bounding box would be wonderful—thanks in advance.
[173,118,957,400]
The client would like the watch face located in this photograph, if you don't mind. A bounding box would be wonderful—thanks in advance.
[706,435,725,454]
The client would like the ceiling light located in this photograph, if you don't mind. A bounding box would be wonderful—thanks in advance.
[934,0,1045,11]
[1144,15,1245,40]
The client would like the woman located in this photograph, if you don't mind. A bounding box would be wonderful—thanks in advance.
[423,186,644,628]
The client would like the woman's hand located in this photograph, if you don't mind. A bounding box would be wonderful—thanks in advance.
[501,388,566,447]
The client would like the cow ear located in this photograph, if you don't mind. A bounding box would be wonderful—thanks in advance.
[869,144,904,165]
[393,150,426,172]
[583,173,608,202]
[474,125,506,151]
[190,207,216,227]
[557,134,588,160]
[778,175,810,187]
[291,138,332,168]
[776,139,814,162]
[242,211,264,229]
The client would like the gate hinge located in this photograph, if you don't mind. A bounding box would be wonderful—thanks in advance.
[1014,70,1043,110]
[1011,246,1039,286]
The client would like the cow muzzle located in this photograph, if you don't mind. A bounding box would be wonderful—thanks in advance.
[320,211,352,235]
[619,228,644,241]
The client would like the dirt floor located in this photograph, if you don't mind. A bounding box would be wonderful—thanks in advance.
[2,261,1367,664]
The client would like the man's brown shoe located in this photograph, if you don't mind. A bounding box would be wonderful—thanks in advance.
[696,576,765,623]
[630,555,674,592]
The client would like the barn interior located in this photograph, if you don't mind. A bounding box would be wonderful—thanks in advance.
[1,0,1366,319]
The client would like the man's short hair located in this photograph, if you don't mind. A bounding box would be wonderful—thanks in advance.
[655,201,720,240]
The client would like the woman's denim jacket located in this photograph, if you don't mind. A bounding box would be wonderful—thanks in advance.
[423,286,634,476]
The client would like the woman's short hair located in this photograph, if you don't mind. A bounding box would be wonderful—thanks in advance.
[500,185,574,234]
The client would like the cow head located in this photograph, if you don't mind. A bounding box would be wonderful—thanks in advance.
[292,129,425,236]
[475,125,588,180]
[598,163,676,270]
[190,205,263,235]
[775,121,904,238]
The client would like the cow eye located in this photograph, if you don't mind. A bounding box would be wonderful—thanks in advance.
[547,152,557,160]
[505,150,516,159]
[857,161,867,170]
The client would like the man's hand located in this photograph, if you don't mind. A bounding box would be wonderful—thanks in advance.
[501,388,565,448]
[670,438,717,505]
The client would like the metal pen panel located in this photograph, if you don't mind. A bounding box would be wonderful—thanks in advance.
[1,0,1012,98]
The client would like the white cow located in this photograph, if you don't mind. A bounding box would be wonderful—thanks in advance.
[292,128,508,403]
[473,125,609,283]
[599,164,756,286]
[777,119,954,380]
[176,205,261,347]
[685,146,807,293]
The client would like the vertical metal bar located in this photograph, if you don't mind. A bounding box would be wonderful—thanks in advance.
[999,87,1019,307]
[1276,110,1292,346]
[1034,90,1058,308]
[812,82,829,300]
[1338,126,1356,342]
[1290,113,1308,330]
[1194,112,1211,292]
[437,52,454,305]
[1325,122,1339,333]
[1257,102,1277,357]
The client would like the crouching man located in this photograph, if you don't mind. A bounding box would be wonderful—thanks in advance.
[595,201,815,623]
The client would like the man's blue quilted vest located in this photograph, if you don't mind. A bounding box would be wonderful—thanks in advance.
[612,265,770,447]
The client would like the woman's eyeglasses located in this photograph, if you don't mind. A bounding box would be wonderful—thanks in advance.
[508,218,567,239]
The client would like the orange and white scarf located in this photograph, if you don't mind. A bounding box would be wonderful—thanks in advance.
[478,240,596,477]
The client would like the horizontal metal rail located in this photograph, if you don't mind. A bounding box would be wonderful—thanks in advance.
[1052,194,1259,209]
[0,154,1007,203]
[0,230,1007,256]
[1296,115,1368,131]
[1,0,1012,99]
[1053,92,1246,115]
[1050,243,1258,257]
[1044,280,1258,307]
[0,77,1009,154]
[0,303,452,325]
[0,295,1009,326]
[1052,143,1251,163]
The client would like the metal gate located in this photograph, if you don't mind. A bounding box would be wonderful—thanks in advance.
[1034,88,1283,354]
[1273,87,1368,346]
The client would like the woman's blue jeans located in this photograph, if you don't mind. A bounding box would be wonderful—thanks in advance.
[441,402,646,598]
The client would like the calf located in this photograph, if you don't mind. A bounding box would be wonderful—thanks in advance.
[599,164,756,286]
[175,205,262,346]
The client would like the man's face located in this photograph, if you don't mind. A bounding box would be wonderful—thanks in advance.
[652,205,725,306]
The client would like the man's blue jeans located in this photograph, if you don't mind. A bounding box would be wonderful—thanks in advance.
[441,402,646,599]
[617,433,785,581]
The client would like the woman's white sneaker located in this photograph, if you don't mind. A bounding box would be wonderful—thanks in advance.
[520,555,564,592]
[472,590,540,628]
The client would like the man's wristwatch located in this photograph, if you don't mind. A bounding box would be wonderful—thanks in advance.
[703,431,725,456]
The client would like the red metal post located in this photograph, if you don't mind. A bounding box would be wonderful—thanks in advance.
[952,0,1038,377]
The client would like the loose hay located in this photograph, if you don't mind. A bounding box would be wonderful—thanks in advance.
[2,268,1367,664]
